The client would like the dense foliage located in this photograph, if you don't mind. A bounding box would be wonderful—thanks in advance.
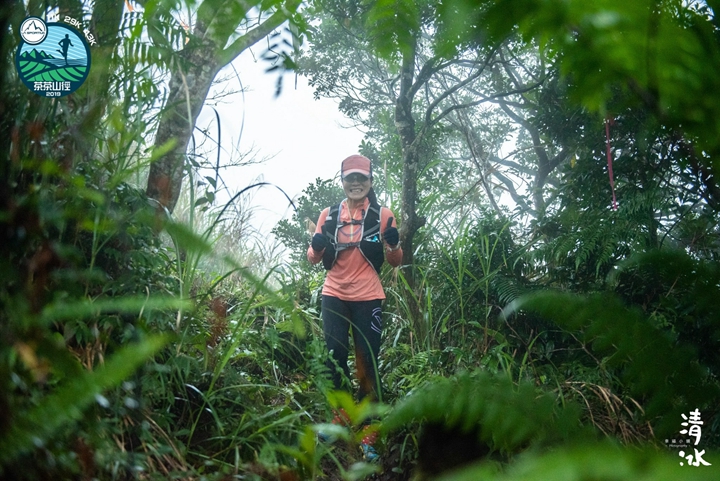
[2,0,720,480]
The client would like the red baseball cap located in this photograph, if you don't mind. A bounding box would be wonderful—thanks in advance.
[341,154,371,178]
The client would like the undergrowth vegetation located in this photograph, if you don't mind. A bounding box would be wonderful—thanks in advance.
[3,0,720,480]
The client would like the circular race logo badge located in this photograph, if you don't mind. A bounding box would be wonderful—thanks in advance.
[20,17,48,45]
[15,18,91,98]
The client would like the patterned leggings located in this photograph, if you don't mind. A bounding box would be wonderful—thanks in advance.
[321,295,383,402]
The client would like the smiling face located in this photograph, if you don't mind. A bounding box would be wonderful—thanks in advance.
[342,173,372,203]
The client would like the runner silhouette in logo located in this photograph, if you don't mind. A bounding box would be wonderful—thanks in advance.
[57,34,73,65]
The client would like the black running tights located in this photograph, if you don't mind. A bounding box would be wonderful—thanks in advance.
[321,295,383,402]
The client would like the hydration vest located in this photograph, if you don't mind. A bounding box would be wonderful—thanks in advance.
[321,201,384,273]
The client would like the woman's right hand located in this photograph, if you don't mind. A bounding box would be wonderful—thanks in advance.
[311,233,328,252]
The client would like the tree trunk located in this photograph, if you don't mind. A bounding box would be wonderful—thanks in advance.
[146,1,300,213]
[395,42,426,284]
[146,23,220,212]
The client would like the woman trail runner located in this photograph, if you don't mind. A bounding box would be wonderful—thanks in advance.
[307,154,402,461]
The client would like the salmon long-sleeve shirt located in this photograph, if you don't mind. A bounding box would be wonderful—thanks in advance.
[307,198,402,301]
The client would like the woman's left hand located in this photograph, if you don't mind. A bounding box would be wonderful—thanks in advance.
[383,217,399,246]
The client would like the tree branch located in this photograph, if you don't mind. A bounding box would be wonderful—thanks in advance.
[217,0,301,67]
[430,83,540,127]
[408,55,442,99]
[491,170,532,212]
[422,46,501,125]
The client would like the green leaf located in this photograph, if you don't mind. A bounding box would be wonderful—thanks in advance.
[383,371,586,453]
[40,296,190,324]
[436,442,720,481]
[365,0,420,59]
[504,291,720,435]
[345,461,381,480]
[0,335,169,464]
[165,220,214,255]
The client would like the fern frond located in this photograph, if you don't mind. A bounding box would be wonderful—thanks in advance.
[382,371,585,454]
[436,441,720,481]
[505,290,720,437]
[491,275,525,306]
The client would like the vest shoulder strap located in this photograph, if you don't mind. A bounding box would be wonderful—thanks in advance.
[322,204,341,234]
[327,204,340,222]
[363,204,381,238]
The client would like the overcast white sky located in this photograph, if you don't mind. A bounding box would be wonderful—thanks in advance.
[196,48,365,237]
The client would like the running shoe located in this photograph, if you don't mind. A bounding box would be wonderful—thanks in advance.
[317,408,351,442]
[360,426,379,462]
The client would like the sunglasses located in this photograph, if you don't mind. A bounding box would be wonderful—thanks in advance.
[343,173,369,183]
